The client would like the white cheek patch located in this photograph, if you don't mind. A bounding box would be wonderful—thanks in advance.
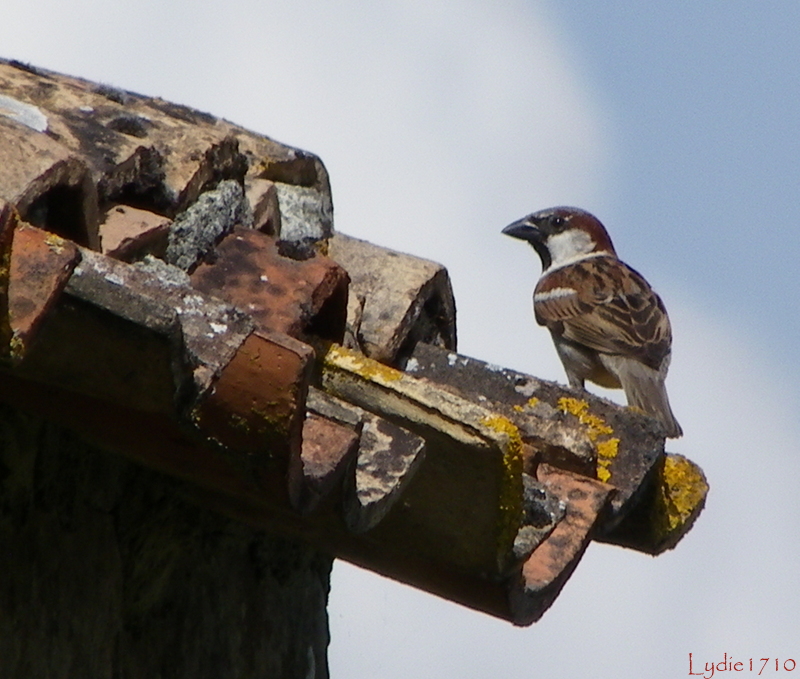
[534,287,578,303]
[545,229,602,272]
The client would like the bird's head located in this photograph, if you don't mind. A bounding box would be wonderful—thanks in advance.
[502,206,616,272]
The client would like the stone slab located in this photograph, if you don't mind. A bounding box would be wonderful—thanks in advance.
[328,233,456,364]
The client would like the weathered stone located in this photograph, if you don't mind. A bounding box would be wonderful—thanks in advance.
[598,452,709,554]
[157,134,248,216]
[0,59,334,236]
[344,413,427,534]
[509,464,614,625]
[99,204,171,260]
[512,473,566,561]
[306,386,363,429]
[328,233,456,364]
[164,180,251,272]
[0,116,99,248]
[0,92,48,131]
[8,223,80,360]
[240,141,330,196]
[21,272,187,415]
[239,141,333,243]
[322,343,524,576]
[190,226,349,344]
[0,60,331,224]
[405,343,596,476]
[0,62,167,209]
[64,247,255,401]
[406,342,664,530]
[245,177,281,235]
[133,254,191,287]
[6,64,249,213]
[305,388,427,534]
[274,182,333,243]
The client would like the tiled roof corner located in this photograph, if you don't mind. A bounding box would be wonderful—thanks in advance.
[0,59,707,625]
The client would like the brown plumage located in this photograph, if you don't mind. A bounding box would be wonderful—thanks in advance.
[503,206,682,437]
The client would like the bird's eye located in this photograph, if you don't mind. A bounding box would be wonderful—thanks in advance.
[551,216,565,228]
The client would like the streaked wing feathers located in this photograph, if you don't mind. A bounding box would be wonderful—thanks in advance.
[533,256,671,370]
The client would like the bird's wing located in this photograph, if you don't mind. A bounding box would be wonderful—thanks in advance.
[533,256,672,370]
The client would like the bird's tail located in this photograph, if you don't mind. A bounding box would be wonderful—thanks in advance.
[606,357,683,438]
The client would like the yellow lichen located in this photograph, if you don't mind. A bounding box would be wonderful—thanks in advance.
[558,397,612,439]
[595,437,619,460]
[655,454,709,536]
[44,232,66,254]
[481,414,524,560]
[513,397,540,413]
[8,333,24,361]
[323,343,403,383]
[227,412,252,432]
[558,396,619,483]
[315,239,330,257]
[595,437,619,483]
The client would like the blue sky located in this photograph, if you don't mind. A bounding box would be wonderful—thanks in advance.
[555,2,800,360]
[5,1,800,677]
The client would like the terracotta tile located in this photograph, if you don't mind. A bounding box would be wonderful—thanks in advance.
[291,412,360,514]
[99,204,170,260]
[0,117,99,248]
[509,464,613,624]
[191,227,349,343]
[8,222,80,359]
[191,330,313,466]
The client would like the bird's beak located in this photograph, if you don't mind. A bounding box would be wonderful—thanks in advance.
[502,218,542,242]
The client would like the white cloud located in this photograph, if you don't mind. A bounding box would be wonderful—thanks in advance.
[329,295,800,678]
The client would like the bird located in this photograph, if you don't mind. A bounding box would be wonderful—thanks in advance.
[502,206,683,438]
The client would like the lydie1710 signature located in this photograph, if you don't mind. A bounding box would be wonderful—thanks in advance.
[690,653,796,678]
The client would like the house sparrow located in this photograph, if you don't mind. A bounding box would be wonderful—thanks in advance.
[502,206,682,438]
